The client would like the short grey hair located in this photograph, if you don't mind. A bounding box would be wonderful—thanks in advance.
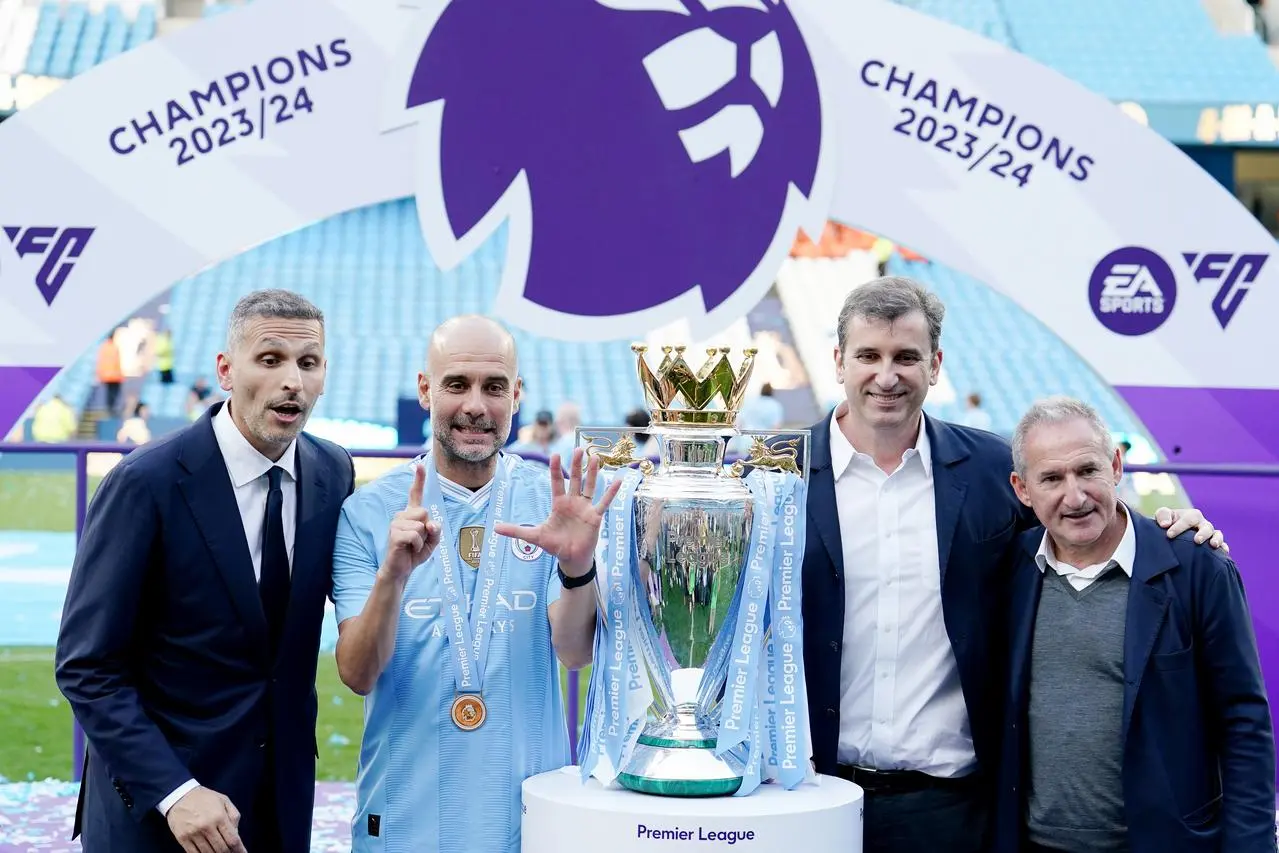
[226,289,324,351]
[1012,396,1115,476]
[836,276,946,353]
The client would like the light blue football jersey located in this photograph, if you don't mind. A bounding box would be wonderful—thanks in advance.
[332,452,569,853]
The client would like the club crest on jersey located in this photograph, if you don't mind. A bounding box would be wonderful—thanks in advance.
[459,525,485,568]
[511,532,543,562]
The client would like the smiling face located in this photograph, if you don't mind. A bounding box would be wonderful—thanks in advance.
[834,309,941,434]
[1011,415,1125,563]
[215,315,326,461]
[420,317,521,479]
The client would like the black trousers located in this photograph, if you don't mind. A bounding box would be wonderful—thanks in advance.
[837,767,989,853]
[251,744,282,852]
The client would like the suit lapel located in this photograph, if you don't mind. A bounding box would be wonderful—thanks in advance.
[806,411,844,579]
[289,438,330,615]
[178,405,269,659]
[926,418,970,587]
[1121,514,1178,744]
[1009,536,1045,702]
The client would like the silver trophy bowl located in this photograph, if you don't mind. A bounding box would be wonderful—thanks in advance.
[616,424,754,796]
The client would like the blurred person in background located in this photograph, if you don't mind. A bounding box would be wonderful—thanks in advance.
[154,329,175,385]
[1116,440,1141,507]
[509,408,556,458]
[31,394,77,443]
[624,408,659,457]
[95,330,124,417]
[55,290,354,853]
[732,382,786,454]
[959,391,993,431]
[549,400,582,462]
[115,401,152,446]
[186,377,215,421]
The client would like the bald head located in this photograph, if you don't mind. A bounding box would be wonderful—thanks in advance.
[427,315,518,375]
[420,315,522,475]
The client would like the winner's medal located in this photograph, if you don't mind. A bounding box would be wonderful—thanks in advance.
[425,454,511,734]
[451,694,487,731]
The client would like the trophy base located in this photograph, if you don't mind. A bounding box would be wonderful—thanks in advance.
[616,714,749,798]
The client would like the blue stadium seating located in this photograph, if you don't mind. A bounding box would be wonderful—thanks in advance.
[893,0,1279,103]
[892,0,1014,45]
[22,2,59,77]
[122,199,646,433]
[22,2,154,78]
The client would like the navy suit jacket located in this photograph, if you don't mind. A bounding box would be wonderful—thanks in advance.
[802,410,1035,784]
[54,402,354,853]
[993,512,1276,853]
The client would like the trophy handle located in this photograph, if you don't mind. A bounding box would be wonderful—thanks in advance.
[728,431,809,481]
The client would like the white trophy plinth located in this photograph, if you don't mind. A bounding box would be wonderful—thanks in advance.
[521,767,864,853]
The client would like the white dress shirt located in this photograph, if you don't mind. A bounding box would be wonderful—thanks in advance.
[157,401,299,816]
[1035,502,1136,590]
[831,410,976,778]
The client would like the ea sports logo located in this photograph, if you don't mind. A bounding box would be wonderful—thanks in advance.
[1088,247,1177,336]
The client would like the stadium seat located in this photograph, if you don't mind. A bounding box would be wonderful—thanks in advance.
[892,0,1279,103]
[122,199,648,435]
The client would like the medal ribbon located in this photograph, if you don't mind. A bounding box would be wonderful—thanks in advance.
[426,454,512,697]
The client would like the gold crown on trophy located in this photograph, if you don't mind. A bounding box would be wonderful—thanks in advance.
[633,344,757,426]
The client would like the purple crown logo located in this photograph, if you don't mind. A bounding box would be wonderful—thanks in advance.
[390,0,831,340]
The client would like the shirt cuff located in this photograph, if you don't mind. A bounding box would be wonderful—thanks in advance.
[157,779,199,816]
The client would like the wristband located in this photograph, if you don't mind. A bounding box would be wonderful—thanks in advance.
[558,561,597,590]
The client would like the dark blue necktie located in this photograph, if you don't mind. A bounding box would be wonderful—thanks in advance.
[260,466,291,655]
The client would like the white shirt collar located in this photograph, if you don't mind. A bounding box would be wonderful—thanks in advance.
[1035,501,1136,579]
[213,401,298,488]
[828,403,933,480]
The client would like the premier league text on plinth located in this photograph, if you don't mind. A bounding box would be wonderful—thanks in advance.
[522,768,863,853]
[576,344,814,799]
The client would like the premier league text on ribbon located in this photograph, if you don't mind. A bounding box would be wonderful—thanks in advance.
[637,824,757,845]
[606,472,639,743]
[859,58,1095,187]
[722,513,772,735]
[107,38,353,167]
[776,493,799,771]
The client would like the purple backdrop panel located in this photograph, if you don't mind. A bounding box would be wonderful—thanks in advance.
[0,367,60,437]
[1117,385,1279,754]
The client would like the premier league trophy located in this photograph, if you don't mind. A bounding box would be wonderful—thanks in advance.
[578,344,812,798]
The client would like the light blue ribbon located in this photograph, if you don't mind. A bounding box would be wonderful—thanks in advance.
[425,455,511,696]
[769,475,808,789]
[716,470,779,756]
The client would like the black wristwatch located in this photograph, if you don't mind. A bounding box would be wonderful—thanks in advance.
[558,561,598,590]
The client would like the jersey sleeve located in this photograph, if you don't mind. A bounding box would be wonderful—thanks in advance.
[332,493,384,625]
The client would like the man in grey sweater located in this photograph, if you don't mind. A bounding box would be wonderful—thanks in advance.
[992,396,1275,853]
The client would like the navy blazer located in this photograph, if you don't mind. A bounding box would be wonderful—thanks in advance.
[993,512,1276,853]
[802,410,1035,782]
[55,402,354,853]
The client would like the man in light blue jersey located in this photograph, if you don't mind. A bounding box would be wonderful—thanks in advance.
[333,315,620,853]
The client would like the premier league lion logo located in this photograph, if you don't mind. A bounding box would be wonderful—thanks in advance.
[387,0,833,340]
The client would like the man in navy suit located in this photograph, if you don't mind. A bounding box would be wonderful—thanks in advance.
[993,397,1274,853]
[55,290,355,853]
[800,277,1223,853]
